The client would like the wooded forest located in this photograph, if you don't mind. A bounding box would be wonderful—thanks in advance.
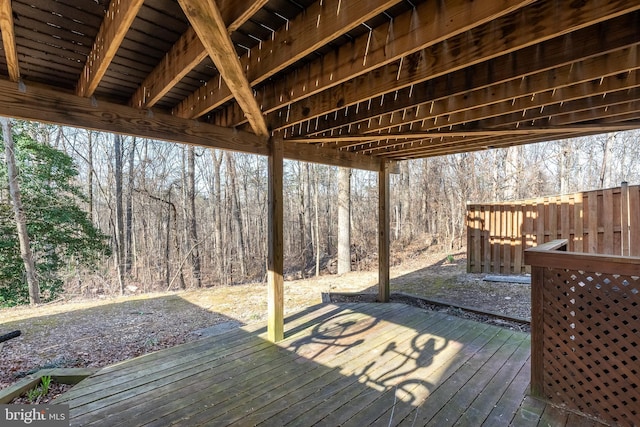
[1,121,639,304]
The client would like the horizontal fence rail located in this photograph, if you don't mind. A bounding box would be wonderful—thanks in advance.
[467,183,640,274]
[525,241,640,426]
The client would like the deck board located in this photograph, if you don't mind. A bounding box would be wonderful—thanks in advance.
[56,302,605,427]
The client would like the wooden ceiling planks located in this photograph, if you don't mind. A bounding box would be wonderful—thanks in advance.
[0,0,638,166]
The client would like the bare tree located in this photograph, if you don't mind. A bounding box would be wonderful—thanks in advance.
[186,146,202,287]
[114,133,125,294]
[337,167,351,274]
[1,117,40,304]
[226,153,247,277]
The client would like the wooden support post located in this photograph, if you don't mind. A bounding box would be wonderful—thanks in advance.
[268,138,284,342]
[530,264,544,397]
[378,160,390,302]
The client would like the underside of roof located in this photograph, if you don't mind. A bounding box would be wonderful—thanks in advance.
[0,0,638,169]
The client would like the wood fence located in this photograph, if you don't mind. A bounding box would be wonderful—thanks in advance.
[466,183,640,274]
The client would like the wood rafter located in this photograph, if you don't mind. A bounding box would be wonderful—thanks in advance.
[173,0,405,119]
[268,3,640,133]
[360,100,640,159]
[178,0,269,137]
[303,46,640,138]
[4,0,640,164]
[288,123,640,144]
[214,0,536,128]
[129,1,268,109]
[76,0,144,97]
[351,70,640,139]
[0,0,19,82]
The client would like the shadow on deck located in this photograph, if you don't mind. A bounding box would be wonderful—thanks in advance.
[56,303,605,426]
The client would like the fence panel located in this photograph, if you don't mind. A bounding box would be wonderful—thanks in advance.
[467,183,639,273]
[525,243,640,426]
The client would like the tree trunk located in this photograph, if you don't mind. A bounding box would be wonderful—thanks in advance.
[87,130,94,222]
[125,137,135,274]
[314,165,321,276]
[1,117,40,304]
[337,167,351,274]
[212,150,225,283]
[599,134,613,188]
[114,133,125,294]
[186,146,202,287]
[226,153,247,277]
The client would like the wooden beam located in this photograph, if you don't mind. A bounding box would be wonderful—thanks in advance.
[378,160,390,303]
[174,0,404,119]
[129,1,268,108]
[0,0,19,82]
[268,138,284,342]
[0,78,385,171]
[178,0,269,137]
[76,0,144,97]
[282,142,385,172]
[0,78,268,154]
[269,5,640,132]
[214,0,536,127]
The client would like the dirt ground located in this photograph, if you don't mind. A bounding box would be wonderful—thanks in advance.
[0,249,530,392]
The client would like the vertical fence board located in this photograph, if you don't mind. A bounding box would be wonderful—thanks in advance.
[513,205,523,273]
[621,182,630,256]
[548,197,557,241]
[492,206,500,272]
[630,187,640,257]
[467,184,638,273]
[504,205,512,274]
[603,189,614,254]
[483,206,491,273]
[574,192,584,253]
[588,192,598,254]
[561,195,570,243]
[536,200,545,247]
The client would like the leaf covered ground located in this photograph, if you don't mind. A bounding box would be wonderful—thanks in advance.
[0,250,530,392]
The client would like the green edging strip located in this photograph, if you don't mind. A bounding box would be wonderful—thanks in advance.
[0,367,98,404]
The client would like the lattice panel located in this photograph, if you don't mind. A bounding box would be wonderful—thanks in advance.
[542,268,640,426]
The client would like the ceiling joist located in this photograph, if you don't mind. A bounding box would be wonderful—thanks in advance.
[2,0,640,163]
[76,0,144,97]
[129,0,268,109]
[173,0,405,119]
[304,46,640,137]
[213,0,537,128]
[270,5,640,133]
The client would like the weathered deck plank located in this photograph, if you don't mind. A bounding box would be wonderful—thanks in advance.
[57,302,606,427]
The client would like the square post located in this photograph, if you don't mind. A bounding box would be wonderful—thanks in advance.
[268,138,284,342]
[530,265,544,396]
[378,160,390,302]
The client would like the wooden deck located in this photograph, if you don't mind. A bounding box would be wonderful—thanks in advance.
[56,303,606,426]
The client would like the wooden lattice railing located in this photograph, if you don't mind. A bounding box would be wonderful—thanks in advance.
[525,240,640,426]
